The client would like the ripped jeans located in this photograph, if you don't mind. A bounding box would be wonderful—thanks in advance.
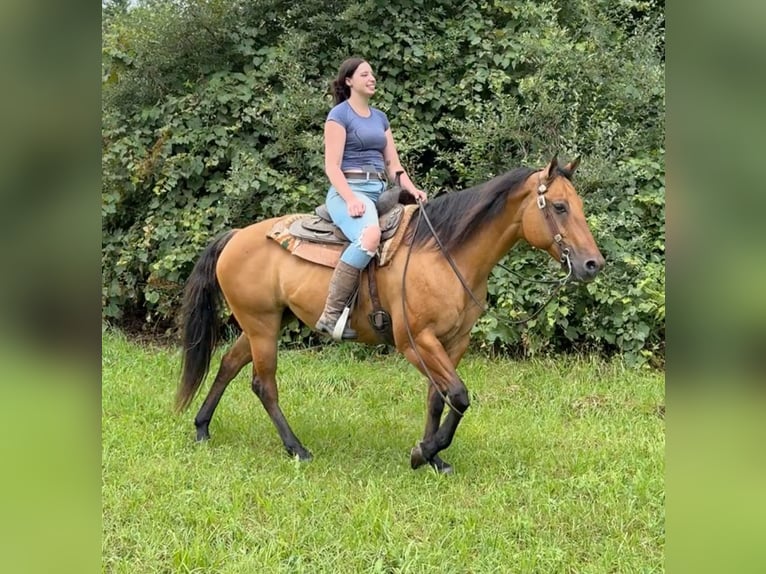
[326,179,385,269]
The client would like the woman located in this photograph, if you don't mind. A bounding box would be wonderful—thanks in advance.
[316,57,428,340]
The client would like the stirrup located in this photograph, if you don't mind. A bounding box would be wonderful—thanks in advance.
[332,307,358,340]
[316,309,357,340]
[332,307,352,341]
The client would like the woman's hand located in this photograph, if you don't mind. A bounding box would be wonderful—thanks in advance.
[409,188,428,203]
[346,196,366,217]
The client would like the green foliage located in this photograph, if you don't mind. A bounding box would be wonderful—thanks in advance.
[102,0,665,364]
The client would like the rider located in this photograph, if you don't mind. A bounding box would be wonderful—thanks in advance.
[316,57,427,339]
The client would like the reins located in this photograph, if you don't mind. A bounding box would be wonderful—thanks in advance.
[414,197,486,310]
[400,178,573,416]
[494,256,571,325]
[402,200,466,416]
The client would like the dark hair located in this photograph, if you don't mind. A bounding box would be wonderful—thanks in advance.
[331,57,366,105]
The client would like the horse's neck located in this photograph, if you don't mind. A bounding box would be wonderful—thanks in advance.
[453,192,528,285]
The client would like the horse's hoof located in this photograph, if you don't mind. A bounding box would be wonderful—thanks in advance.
[288,447,313,462]
[410,444,427,469]
[430,456,454,475]
[299,451,314,462]
[195,427,210,442]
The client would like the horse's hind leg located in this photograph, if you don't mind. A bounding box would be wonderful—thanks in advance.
[247,312,313,461]
[194,333,252,441]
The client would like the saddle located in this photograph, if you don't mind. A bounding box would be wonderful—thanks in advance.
[288,202,403,243]
[266,189,418,269]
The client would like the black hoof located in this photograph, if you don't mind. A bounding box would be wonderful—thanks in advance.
[287,447,313,462]
[410,444,427,469]
[430,456,454,475]
[195,427,210,442]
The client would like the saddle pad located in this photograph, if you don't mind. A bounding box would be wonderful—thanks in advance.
[378,204,418,266]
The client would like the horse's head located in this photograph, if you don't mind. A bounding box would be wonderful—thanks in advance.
[520,155,605,282]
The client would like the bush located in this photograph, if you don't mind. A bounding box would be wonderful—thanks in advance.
[102,0,664,364]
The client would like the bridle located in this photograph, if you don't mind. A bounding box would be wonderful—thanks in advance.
[535,171,572,268]
[400,170,573,416]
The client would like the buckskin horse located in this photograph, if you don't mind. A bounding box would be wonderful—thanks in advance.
[176,156,604,473]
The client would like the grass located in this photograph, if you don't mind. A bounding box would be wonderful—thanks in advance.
[102,330,664,573]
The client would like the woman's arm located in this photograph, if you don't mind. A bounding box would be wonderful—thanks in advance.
[382,129,427,202]
[325,121,366,216]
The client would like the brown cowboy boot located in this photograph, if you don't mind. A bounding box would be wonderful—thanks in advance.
[315,261,360,340]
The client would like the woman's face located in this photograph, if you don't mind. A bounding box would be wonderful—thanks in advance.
[346,62,376,98]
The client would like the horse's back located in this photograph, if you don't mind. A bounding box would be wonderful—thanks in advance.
[217,216,282,270]
[216,215,335,320]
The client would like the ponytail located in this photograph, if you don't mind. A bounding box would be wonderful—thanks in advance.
[331,78,349,105]
[331,57,366,105]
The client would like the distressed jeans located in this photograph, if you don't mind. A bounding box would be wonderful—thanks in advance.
[325,179,385,269]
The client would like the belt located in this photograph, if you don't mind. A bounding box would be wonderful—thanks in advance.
[343,171,386,181]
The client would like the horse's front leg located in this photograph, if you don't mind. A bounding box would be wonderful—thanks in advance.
[420,385,453,474]
[403,331,470,473]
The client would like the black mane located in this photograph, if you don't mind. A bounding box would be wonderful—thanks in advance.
[410,167,536,251]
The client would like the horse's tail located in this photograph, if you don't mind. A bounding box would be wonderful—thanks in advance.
[175,229,237,413]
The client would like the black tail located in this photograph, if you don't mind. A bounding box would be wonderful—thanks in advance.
[175,230,237,412]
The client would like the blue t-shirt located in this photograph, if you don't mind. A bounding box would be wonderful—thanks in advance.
[326,101,390,172]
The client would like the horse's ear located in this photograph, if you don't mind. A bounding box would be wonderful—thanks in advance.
[564,156,581,177]
[545,154,559,180]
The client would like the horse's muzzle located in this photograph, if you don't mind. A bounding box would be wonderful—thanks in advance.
[569,252,605,282]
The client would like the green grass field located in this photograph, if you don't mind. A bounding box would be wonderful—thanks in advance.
[102,330,664,573]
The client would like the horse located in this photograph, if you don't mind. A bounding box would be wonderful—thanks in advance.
[176,155,604,474]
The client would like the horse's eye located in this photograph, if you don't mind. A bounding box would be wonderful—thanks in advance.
[553,202,568,214]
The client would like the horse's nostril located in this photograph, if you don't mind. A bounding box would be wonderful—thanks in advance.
[585,259,601,272]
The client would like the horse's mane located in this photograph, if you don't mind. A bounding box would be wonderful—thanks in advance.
[410,166,536,252]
